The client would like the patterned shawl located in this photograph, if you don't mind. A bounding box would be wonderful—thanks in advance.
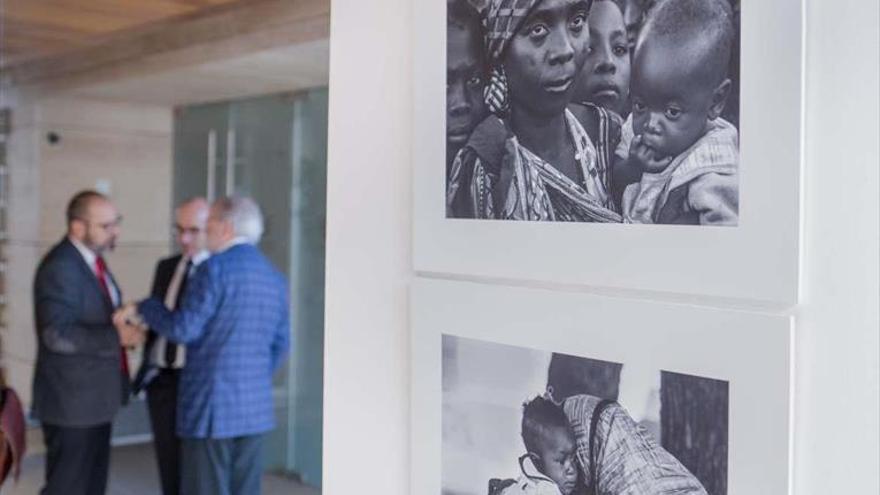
[447,109,621,222]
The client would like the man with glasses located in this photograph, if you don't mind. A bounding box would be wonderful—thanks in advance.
[132,197,209,495]
[32,190,139,495]
[116,196,290,495]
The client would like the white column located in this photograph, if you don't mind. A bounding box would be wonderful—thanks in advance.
[323,0,413,493]
[794,0,880,493]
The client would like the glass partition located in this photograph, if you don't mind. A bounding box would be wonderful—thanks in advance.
[172,89,327,487]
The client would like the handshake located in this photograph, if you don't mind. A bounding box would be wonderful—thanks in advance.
[113,302,147,348]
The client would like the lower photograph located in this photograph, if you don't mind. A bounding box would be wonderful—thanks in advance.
[442,335,729,495]
[410,278,792,495]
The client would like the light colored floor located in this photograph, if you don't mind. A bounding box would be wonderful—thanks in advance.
[2,441,320,495]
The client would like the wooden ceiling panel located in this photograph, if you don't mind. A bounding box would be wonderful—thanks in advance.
[1,0,248,68]
[64,40,330,105]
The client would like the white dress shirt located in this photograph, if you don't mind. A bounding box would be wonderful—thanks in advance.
[151,250,209,369]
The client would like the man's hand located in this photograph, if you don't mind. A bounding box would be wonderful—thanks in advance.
[113,302,143,327]
[113,302,146,348]
[115,319,145,348]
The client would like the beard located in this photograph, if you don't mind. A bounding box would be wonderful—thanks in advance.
[86,233,115,254]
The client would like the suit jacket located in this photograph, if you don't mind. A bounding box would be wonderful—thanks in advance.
[31,238,126,427]
[138,243,290,439]
[132,254,185,395]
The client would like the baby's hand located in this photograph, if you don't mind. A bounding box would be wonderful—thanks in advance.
[629,134,673,173]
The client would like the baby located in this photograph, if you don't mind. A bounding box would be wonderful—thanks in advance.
[501,396,579,495]
[617,0,739,225]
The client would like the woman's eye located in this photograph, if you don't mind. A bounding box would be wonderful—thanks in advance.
[665,107,682,118]
[613,44,628,57]
[528,24,548,38]
[571,13,587,30]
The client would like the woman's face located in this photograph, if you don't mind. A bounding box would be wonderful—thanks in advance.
[503,0,592,117]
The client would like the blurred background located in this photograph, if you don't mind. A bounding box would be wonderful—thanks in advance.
[0,1,330,492]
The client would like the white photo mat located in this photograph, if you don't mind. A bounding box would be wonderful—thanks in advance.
[410,278,793,494]
[413,0,803,304]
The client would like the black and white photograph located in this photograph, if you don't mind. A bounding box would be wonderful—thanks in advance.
[445,0,741,225]
[442,334,729,495]
[411,280,792,493]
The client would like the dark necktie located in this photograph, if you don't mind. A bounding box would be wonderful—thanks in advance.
[95,256,129,377]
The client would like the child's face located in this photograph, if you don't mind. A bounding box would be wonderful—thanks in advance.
[622,0,657,53]
[576,1,630,115]
[629,38,722,160]
[504,0,592,118]
[447,24,487,146]
[536,427,579,495]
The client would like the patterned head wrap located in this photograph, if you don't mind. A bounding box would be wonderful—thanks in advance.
[482,0,544,115]
[484,0,545,63]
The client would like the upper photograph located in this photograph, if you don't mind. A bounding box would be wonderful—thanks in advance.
[445,0,741,226]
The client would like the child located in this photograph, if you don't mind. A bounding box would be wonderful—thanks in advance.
[447,0,488,175]
[501,396,580,495]
[621,0,659,54]
[617,0,738,225]
[573,0,631,118]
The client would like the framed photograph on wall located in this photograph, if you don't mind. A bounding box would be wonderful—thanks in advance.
[413,0,803,303]
[411,278,793,494]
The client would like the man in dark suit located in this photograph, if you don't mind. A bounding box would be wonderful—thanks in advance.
[131,197,209,495]
[117,196,290,495]
[32,190,142,495]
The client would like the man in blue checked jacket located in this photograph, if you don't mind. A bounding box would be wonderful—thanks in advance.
[115,196,290,495]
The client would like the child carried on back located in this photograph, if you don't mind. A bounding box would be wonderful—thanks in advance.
[500,397,580,495]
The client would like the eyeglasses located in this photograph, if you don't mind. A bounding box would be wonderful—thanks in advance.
[174,225,203,236]
[77,216,122,231]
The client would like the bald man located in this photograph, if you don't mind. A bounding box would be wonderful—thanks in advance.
[132,197,209,495]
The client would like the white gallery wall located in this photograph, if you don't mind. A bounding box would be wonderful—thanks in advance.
[794,0,880,491]
[322,0,412,494]
[322,1,879,495]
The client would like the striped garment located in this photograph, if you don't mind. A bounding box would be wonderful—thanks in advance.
[138,243,291,439]
[562,395,707,495]
[447,108,621,222]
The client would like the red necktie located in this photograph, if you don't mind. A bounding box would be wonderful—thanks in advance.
[95,256,129,377]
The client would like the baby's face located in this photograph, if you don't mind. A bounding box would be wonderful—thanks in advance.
[629,38,720,160]
[537,427,578,495]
